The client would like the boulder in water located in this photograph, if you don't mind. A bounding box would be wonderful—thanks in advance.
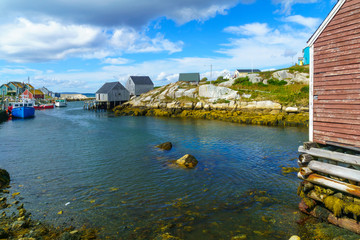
[176,154,198,168]
[156,142,173,151]
[0,169,10,189]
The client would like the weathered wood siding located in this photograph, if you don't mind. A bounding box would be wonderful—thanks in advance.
[313,0,360,148]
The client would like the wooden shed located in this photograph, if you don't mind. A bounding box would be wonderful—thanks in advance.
[308,0,360,149]
[178,73,200,83]
[125,76,154,97]
[95,82,130,109]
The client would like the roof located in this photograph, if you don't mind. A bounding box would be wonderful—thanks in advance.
[26,83,34,89]
[129,76,153,85]
[9,82,24,88]
[96,82,126,94]
[0,84,9,88]
[34,89,44,95]
[307,0,345,46]
[236,69,261,73]
[178,73,200,82]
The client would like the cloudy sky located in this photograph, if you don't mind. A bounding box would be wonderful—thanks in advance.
[0,0,337,92]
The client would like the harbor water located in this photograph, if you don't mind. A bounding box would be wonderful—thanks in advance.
[0,102,356,239]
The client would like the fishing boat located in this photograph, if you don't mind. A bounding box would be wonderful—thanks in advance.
[9,99,35,118]
[34,103,54,110]
[55,99,67,107]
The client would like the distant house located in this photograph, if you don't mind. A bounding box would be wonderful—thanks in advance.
[234,69,261,78]
[126,76,154,97]
[40,87,51,96]
[20,89,34,99]
[178,73,200,83]
[0,84,12,96]
[96,82,130,109]
[8,82,25,95]
[34,89,44,99]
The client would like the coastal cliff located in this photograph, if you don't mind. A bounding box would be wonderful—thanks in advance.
[114,67,310,127]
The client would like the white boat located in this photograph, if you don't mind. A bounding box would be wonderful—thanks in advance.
[55,99,67,107]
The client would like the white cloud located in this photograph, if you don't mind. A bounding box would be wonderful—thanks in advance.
[272,0,318,15]
[284,15,321,30]
[110,29,183,54]
[103,58,129,65]
[0,18,105,62]
[0,18,183,63]
[224,23,272,36]
[0,0,240,27]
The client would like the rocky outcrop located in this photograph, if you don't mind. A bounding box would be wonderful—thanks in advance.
[156,142,173,151]
[0,169,10,189]
[176,154,198,168]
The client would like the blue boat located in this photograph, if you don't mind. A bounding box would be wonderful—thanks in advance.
[9,99,35,118]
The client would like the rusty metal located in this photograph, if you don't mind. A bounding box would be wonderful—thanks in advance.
[300,167,313,177]
[298,172,360,198]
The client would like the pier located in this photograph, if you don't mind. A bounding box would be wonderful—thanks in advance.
[83,100,122,111]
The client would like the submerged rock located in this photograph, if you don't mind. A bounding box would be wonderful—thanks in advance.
[0,169,10,189]
[176,154,198,168]
[156,142,173,151]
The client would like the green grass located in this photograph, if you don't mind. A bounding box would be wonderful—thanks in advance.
[231,83,309,106]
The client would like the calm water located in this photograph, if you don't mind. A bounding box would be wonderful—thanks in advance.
[0,101,331,239]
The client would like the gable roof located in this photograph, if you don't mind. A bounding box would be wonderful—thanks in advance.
[307,0,345,46]
[96,82,126,94]
[129,76,153,85]
[178,73,200,82]
[0,84,10,89]
[236,69,261,73]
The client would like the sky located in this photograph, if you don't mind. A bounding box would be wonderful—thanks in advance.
[0,0,337,93]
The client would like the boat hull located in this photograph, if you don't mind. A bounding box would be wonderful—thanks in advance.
[55,101,67,107]
[11,107,35,118]
[34,104,54,110]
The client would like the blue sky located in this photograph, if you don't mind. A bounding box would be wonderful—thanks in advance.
[0,0,337,92]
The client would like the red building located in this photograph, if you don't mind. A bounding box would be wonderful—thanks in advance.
[20,89,34,99]
[308,0,360,149]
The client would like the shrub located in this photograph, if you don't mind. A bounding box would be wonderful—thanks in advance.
[233,76,250,85]
[268,79,287,86]
[212,76,229,84]
[256,82,267,87]
[300,85,309,93]
[200,77,208,82]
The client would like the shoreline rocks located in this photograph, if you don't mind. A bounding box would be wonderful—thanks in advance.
[0,169,10,189]
[114,107,309,127]
[176,154,198,168]
[156,142,173,151]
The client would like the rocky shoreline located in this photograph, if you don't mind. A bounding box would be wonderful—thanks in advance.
[114,69,310,127]
[114,106,309,127]
[0,169,99,240]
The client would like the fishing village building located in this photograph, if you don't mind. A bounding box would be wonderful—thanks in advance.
[297,0,360,234]
[95,82,130,109]
[178,73,200,84]
[125,76,154,97]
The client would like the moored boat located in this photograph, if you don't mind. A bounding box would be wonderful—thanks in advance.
[34,103,54,110]
[9,99,35,118]
[55,99,67,107]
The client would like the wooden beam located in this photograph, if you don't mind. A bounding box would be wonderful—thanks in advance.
[298,172,360,198]
[308,160,360,182]
[298,146,360,166]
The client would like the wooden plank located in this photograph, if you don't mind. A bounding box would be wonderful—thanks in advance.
[314,134,359,148]
[314,129,360,141]
[313,125,360,136]
[315,89,360,96]
[315,58,360,70]
[314,108,360,115]
[314,99,360,105]
[314,85,360,91]
[314,121,360,131]
[298,172,360,198]
[315,27,360,45]
[314,80,360,87]
[314,74,360,82]
[315,46,360,60]
[314,113,360,121]
[298,146,360,166]
[308,160,360,182]
[315,35,360,51]
[317,94,360,100]
[313,103,360,109]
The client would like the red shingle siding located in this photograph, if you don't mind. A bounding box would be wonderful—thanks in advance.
[313,0,360,148]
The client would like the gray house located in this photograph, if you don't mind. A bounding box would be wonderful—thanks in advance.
[125,76,154,97]
[178,73,200,83]
[96,82,130,109]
